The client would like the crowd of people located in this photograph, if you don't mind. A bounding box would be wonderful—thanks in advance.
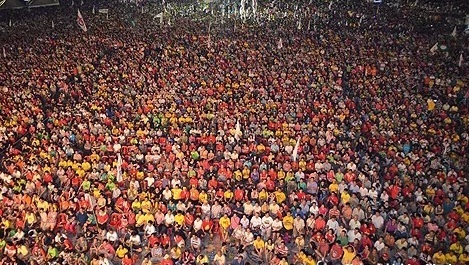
[0,0,468,265]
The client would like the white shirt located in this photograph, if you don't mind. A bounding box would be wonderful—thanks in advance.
[309,205,319,216]
[349,219,361,231]
[243,231,254,245]
[347,230,362,242]
[106,231,118,242]
[250,216,262,229]
[144,224,156,235]
[162,189,172,200]
[272,219,283,231]
[193,219,202,231]
[371,215,384,229]
[171,179,181,188]
[164,213,174,225]
[306,216,316,230]
[243,202,254,215]
[129,234,141,245]
[240,217,250,228]
[294,218,305,231]
[261,215,273,230]
[201,203,211,216]
[374,240,385,252]
[326,219,339,233]
[213,253,226,265]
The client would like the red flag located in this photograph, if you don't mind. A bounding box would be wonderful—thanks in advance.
[77,9,88,32]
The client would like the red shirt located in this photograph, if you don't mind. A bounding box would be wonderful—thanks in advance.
[234,189,244,201]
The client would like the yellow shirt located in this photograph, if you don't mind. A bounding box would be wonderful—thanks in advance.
[141,200,152,213]
[253,239,265,250]
[219,216,231,230]
[17,245,28,256]
[132,201,142,211]
[459,253,469,263]
[342,248,356,264]
[297,252,307,263]
[341,192,351,204]
[116,247,128,258]
[76,168,85,178]
[282,215,294,230]
[145,213,155,223]
[25,213,36,224]
[82,162,91,171]
[445,253,457,264]
[329,183,339,193]
[37,200,49,211]
[305,257,316,265]
[274,191,286,204]
[174,214,185,226]
[432,253,446,264]
[199,192,208,203]
[259,191,268,201]
[461,212,469,223]
[136,214,146,226]
[277,170,285,180]
[172,188,182,200]
[449,243,463,255]
[224,190,233,199]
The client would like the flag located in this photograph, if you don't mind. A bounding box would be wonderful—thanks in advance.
[451,26,457,37]
[92,5,95,14]
[155,12,164,24]
[80,0,83,6]
[413,0,418,7]
[52,20,55,29]
[116,153,123,183]
[430,42,438,53]
[307,20,311,31]
[292,136,301,162]
[328,2,333,10]
[71,0,74,6]
[359,15,364,25]
[234,120,242,141]
[459,54,464,67]
[9,19,12,27]
[98,9,109,14]
[77,9,88,32]
[277,38,283,49]
[2,47,6,58]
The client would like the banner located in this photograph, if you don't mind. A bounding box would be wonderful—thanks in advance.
[77,9,88,32]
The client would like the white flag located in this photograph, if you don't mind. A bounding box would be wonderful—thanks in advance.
[459,54,464,67]
[2,47,6,58]
[98,9,109,14]
[234,120,242,141]
[430,42,438,53]
[77,9,88,32]
[155,12,164,24]
[71,0,74,6]
[451,26,457,37]
[359,15,364,25]
[277,38,283,49]
[51,20,55,29]
[328,2,333,10]
[292,136,301,162]
[9,19,12,27]
[116,153,123,182]
[92,5,95,14]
